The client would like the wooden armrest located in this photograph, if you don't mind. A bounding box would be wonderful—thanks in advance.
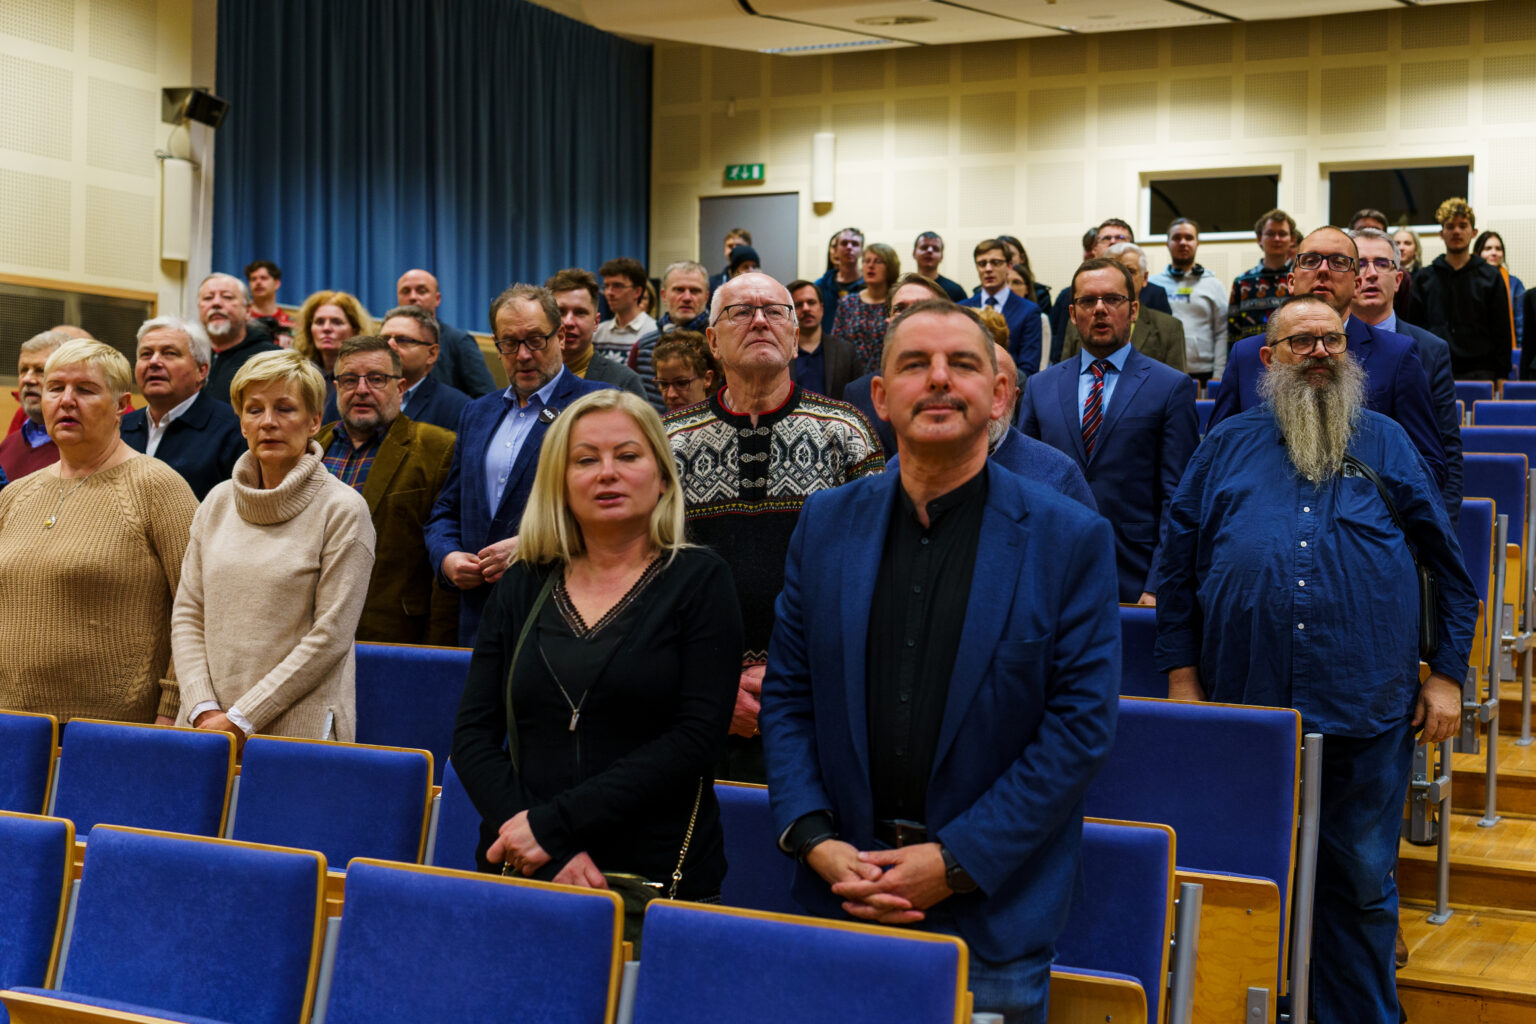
[0,991,189,1024]
[325,869,346,917]
[1175,869,1281,1024]
[1047,970,1147,1024]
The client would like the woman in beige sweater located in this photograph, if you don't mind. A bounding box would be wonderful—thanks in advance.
[0,340,199,724]
[172,350,375,748]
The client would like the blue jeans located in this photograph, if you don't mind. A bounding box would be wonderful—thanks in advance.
[924,915,1052,1024]
[1310,724,1415,1024]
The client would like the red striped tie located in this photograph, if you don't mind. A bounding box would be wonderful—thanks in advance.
[1082,359,1109,456]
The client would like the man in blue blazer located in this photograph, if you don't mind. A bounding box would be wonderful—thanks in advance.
[121,316,243,500]
[425,285,611,645]
[1020,259,1199,604]
[378,305,472,434]
[396,269,498,398]
[761,301,1119,1022]
[961,238,1041,379]
[1209,226,1449,500]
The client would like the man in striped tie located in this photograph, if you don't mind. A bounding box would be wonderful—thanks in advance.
[1020,257,1200,604]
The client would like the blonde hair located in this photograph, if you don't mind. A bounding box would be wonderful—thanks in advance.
[515,390,689,567]
[44,339,133,398]
[229,349,328,418]
[293,291,374,367]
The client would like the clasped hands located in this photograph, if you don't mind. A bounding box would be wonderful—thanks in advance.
[489,810,607,889]
[192,709,247,755]
[442,536,520,590]
[806,839,952,925]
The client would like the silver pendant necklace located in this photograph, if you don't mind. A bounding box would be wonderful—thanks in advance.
[44,447,114,529]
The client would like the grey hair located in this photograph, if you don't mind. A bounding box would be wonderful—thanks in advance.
[1348,226,1400,267]
[198,272,251,305]
[661,260,709,290]
[137,315,213,367]
[21,329,71,355]
[1105,241,1148,272]
[382,304,440,343]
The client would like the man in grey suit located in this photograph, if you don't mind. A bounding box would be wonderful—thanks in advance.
[396,269,498,398]
[1060,243,1186,372]
[546,268,650,400]
[1351,227,1463,524]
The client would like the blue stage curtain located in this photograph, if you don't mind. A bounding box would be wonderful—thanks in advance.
[213,0,651,332]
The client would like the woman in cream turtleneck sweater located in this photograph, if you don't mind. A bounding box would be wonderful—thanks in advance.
[172,350,375,749]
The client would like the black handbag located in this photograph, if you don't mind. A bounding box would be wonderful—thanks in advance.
[1342,453,1440,660]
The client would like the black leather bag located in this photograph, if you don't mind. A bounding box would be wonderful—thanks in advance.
[1343,454,1439,661]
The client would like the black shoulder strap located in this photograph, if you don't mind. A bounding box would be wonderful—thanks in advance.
[505,569,558,771]
[1342,453,1407,538]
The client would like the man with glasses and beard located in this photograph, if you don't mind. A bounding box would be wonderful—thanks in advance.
[1155,294,1477,1024]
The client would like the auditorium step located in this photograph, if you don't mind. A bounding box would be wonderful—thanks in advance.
[1453,739,1536,816]
[1397,903,1536,1024]
[1398,812,1536,914]
[1496,679,1536,738]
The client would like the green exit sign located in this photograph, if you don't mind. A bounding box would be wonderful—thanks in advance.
[725,163,765,182]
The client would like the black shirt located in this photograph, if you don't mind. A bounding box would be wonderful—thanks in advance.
[865,468,987,825]
[206,331,281,405]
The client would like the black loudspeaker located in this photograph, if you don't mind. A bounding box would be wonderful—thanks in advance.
[161,87,231,130]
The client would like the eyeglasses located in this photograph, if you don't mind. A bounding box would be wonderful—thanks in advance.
[652,376,699,392]
[863,257,886,266]
[1358,257,1399,273]
[975,258,1008,269]
[1071,294,1131,312]
[381,333,433,348]
[494,326,560,354]
[334,372,403,392]
[714,303,793,326]
[1272,332,1348,356]
[1294,252,1358,273]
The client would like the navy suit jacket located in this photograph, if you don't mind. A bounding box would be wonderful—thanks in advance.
[887,426,1097,512]
[121,390,243,500]
[432,321,498,398]
[961,291,1042,378]
[760,463,1120,962]
[841,372,895,457]
[425,369,613,644]
[403,373,472,433]
[1210,317,1449,497]
[1391,319,1462,524]
[1020,346,1199,602]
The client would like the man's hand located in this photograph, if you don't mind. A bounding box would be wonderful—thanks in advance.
[442,551,483,589]
[1137,591,1157,607]
[487,809,552,876]
[1167,665,1206,702]
[154,715,175,727]
[729,664,765,737]
[478,537,521,584]
[551,851,607,889]
[831,843,951,925]
[1414,672,1462,745]
[192,710,246,755]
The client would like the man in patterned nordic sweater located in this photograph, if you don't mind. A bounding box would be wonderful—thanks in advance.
[666,273,884,782]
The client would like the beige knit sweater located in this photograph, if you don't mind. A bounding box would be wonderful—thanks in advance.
[171,443,375,741]
[0,455,198,722]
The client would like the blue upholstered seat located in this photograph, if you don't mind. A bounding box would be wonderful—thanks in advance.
[1512,349,1523,382]
[1205,378,1221,402]
[1473,400,1536,427]
[353,643,471,784]
[428,758,480,872]
[318,860,623,1024]
[1459,499,1496,610]
[0,710,57,815]
[1117,605,1164,698]
[631,902,967,1024]
[1055,820,1175,1024]
[34,825,326,1024]
[51,721,233,839]
[1500,381,1536,401]
[0,812,73,992]
[714,782,800,915]
[1195,398,1214,436]
[1456,380,1496,406]
[1464,454,1528,536]
[229,737,432,869]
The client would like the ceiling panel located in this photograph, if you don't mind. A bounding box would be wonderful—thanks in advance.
[751,0,1063,44]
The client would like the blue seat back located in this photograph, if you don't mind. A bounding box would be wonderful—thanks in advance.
[1457,380,1496,406]
[1084,698,1300,934]
[354,643,470,785]
[323,861,622,1024]
[1205,378,1221,402]
[1463,454,1527,541]
[1118,605,1164,698]
[1194,399,1214,436]
[1458,498,1495,607]
[714,783,800,915]
[52,721,232,839]
[1055,821,1174,1023]
[1462,426,1536,467]
[633,902,966,1024]
[0,710,57,814]
[1474,400,1536,427]
[0,812,73,990]
[60,826,324,1024]
[430,759,481,872]
[1502,381,1536,401]
[231,737,432,868]
[1514,348,1523,381]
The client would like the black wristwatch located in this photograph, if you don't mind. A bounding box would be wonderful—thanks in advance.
[940,845,977,894]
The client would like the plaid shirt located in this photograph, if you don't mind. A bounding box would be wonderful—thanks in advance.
[322,428,383,492]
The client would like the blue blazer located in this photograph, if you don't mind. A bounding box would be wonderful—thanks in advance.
[432,321,498,398]
[1393,319,1462,524]
[760,463,1120,962]
[1020,346,1199,602]
[961,291,1042,379]
[841,372,895,457]
[1209,317,1448,495]
[403,373,472,434]
[887,426,1097,512]
[121,390,244,500]
[425,369,613,645]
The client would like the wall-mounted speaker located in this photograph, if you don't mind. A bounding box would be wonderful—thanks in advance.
[161,88,230,130]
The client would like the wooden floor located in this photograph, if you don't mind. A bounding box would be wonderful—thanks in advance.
[1398,903,1536,1023]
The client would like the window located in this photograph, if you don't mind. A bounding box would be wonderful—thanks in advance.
[0,278,156,376]
[1327,165,1470,229]
[1145,173,1281,239]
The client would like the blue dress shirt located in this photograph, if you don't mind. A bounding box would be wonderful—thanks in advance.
[484,367,565,511]
[21,419,49,449]
[1076,343,1133,423]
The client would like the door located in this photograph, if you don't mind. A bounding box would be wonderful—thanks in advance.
[698,193,800,286]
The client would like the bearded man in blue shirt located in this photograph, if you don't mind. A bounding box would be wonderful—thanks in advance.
[1155,294,1478,1024]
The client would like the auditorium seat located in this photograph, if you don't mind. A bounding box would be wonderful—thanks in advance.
[354,642,471,784]
[428,758,481,872]
[1456,380,1496,407]
[1513,348,1523,381]
[1501,380,1536,401]
[714,782,801,915]
[315,860,623,1024]
[1464,453,1530,678]
[1117,604,1164,698]
[0,812,73,993]
[1458,498,1497,697]
[51,721,233,840]
[1205,378,1221,403]
[631,902,968,1024]
[0,825,326,1024]
[228,737,433,871]
[0,710,57,815]
[1473,400,1536,427]
[1195,399,1214,436]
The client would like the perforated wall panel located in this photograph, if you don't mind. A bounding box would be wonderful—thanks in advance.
[88,0,156,73]
[0,169,71,271]
[959,165,1015,228]
[1168,77,1232,141]
[1029,36,1087,78]
[1245,21,1309,61]
[84,185,154,282]
[894,168,947,231]
[1244,72,1309,138]
[832,50,886,92]
[1319,67,1386,135]
[893,48,951,89]
[1319,12,1387,56]
[960,40,1018,83]
[658,45,703,105]
[1170,25,1232,67]
[656,115,702,172]
[1398,60,1469,131]
[1483,56,1536,127]
[87,78,156,177]
[710,109,762,168]
[1400,5,1471,50]
[1489,139,1536,207]
[1026,162,1085,226]
[1484,0,1536,43]
[0,54,73,160]
[768,105,822,165]
[0,0,73,50]
[959,92,1016,155]
[1098,32,1160,73]
[770,56,823,98]
[1026,88,1085,151]
[894,96,950,155]
[1097,85,1159,147]
[712,53,761,101]
[834,170,883,227]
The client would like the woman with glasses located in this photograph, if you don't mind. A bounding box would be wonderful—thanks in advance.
[830,242,900,373]
[172,350,375,749]
[651,331,720,412]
